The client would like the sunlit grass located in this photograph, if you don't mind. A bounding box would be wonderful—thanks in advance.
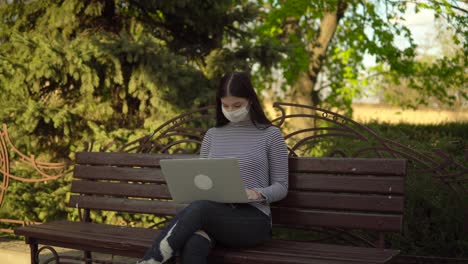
[352,103,468,124]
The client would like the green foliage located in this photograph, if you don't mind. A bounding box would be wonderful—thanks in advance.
[0,0,271,160]
[371,21,467,109]
[365,122,468,257]
[252,0,466,110]
[0,176,71,223]
[391,166,467,257]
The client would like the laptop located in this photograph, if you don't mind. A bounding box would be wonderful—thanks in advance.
[160,158,265,204]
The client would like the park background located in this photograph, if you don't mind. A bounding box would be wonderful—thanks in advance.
[0,0,467,262]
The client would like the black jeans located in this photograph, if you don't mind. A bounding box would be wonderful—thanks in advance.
[140,200,271,264]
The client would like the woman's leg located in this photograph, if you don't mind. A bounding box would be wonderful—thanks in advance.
[202,203,271,248]
[138,207,189,264]
[180,232,212,264]
[138,201,216,264]
[179,204,270,263]
[138,200,270,264]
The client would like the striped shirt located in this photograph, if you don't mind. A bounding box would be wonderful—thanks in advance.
[199,119,289,216]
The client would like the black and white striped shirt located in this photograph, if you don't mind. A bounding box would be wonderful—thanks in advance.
[199,119,289,216]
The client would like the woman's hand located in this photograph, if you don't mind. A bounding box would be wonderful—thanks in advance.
[246,189,262,200]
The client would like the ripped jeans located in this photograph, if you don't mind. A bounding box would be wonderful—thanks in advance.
[138,200,271,264]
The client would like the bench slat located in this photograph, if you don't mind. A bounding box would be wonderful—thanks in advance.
[290,157,406,176]
[290,173,405,194]
[236,240,399,263]
[76,152,196,167]
[277,191,404,213]
[14,221,154,257]
[217,251,369,264]
[74,165,165,183]
[232,247,390,264]
[271,208,402,232]
[76,153,406,176]
[68,195,179,216]
[71,180,171,199]
[18,220,157,243]
[255,239,396,256]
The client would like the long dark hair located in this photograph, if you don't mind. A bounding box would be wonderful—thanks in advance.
[215,72,271,128]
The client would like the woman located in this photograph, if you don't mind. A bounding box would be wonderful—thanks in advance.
[138,72,289,264]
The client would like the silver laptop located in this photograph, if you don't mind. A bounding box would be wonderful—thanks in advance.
[160,158,264,204]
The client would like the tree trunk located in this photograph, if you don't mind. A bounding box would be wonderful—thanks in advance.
[285,1,348,134]
[288,1,348,107]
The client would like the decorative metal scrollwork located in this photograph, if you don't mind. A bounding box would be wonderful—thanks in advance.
[0,124,68,233]
[36,246,60,264]
[118,102,465,198]
[270,102,466,197]
[119,105,216,154]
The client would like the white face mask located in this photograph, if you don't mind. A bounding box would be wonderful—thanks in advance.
[222,105,250,123]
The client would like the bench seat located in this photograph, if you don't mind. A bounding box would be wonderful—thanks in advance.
[15,220,399,264]
[15,152,406,264]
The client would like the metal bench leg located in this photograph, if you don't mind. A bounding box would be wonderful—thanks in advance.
[29,240,39,264]
[84,251,92,264]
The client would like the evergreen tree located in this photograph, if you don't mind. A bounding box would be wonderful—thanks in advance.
[0,0,270,160]
[0,0,279,225]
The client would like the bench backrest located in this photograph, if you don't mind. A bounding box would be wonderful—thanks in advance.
[274,157,406,233]
[71,152,406,234]
[70,152,185,218]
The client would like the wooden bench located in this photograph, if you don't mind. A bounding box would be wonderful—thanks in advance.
[15,151,407,264]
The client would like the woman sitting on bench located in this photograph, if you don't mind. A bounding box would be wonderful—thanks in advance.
[137,72,289,264]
